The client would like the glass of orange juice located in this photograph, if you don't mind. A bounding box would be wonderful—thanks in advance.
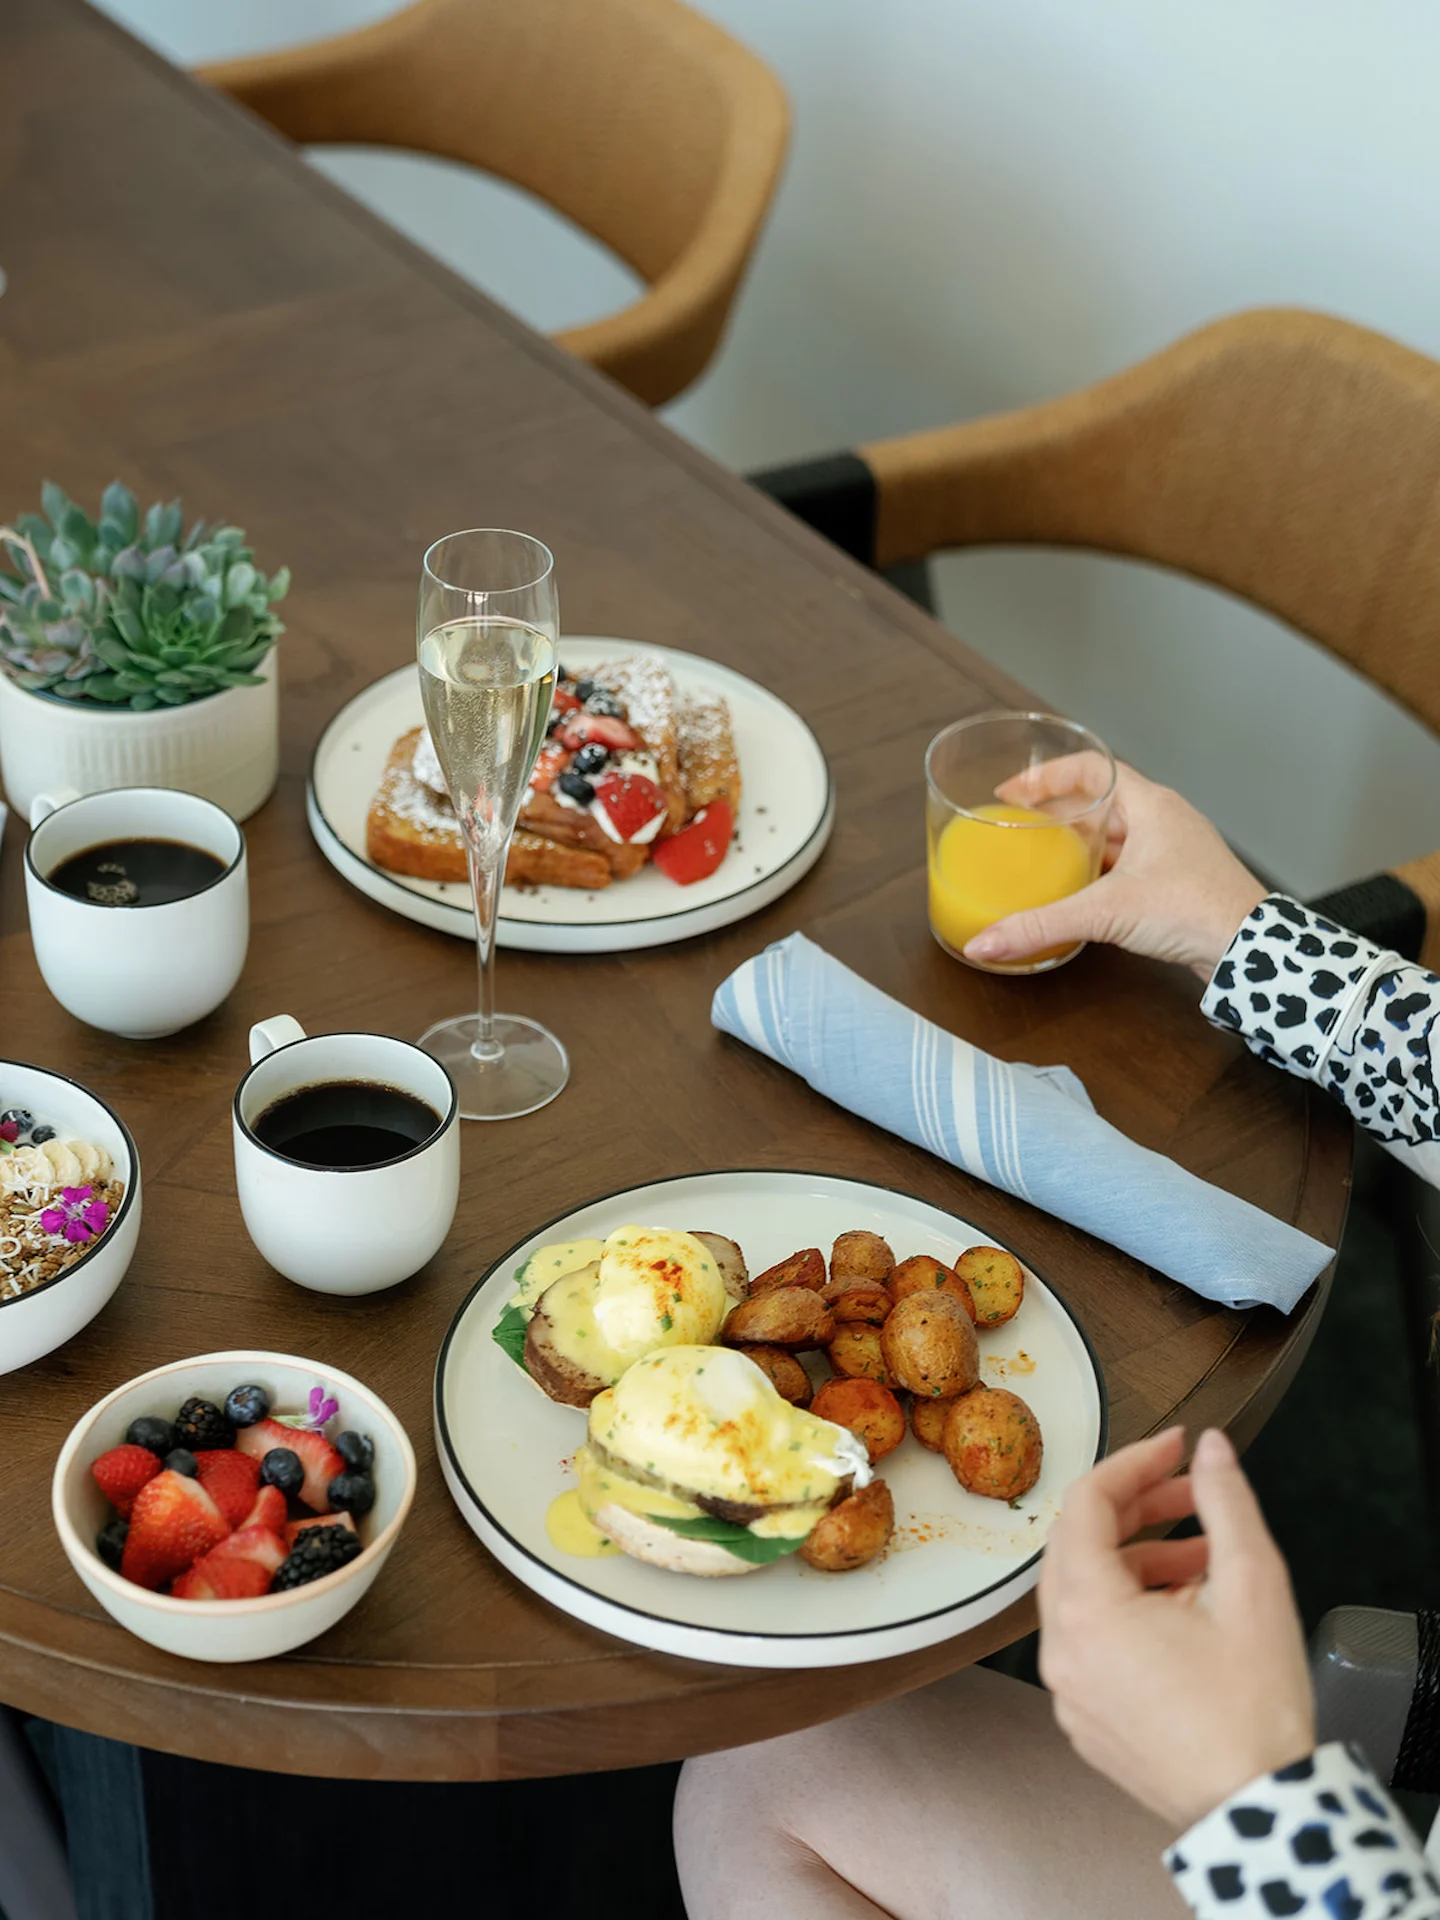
[926,711,1116,974]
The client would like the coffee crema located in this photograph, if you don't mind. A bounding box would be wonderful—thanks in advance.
[253,1080,441,1169]
[47,837,227,908]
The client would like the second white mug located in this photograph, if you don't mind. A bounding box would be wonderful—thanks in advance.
[233,1017,460,1295]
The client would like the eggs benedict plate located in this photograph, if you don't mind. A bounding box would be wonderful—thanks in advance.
[434,1169,1105,1668]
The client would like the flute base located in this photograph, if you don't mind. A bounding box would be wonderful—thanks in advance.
[417,1013,569,1121]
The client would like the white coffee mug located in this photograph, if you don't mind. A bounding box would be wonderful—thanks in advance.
[25,787,248,1040]
[234,1016,460,1295]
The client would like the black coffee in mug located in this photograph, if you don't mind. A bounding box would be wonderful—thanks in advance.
[254,1081,440,1169]
[48,837,226,908]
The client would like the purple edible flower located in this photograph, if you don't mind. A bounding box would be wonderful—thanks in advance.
[276,1383,340,1432]
[40,1185,108,1245]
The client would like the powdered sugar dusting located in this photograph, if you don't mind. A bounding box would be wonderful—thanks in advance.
[378,733,464,846]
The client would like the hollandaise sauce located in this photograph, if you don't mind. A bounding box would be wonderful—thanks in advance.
[513,1238,605,1319]
[545,1488,621,1558]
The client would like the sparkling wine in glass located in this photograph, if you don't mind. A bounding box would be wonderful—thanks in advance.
[415,530,568,1119]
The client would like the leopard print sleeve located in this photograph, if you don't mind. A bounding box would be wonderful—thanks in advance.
[1165,1742,1440,1918]
[1201,895,1440,1187]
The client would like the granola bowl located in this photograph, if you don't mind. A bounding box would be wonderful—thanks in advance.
[0,1061,141,1376]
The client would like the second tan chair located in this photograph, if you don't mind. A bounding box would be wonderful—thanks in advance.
[200,0,788,408]
[755,308,1440,966]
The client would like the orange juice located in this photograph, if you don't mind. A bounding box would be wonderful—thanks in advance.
[928,803,1093,959]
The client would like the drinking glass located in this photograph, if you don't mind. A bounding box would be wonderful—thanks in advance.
[925,711,1116,975]
[415,529,569,1119]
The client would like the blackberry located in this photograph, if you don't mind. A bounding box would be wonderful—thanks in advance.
[271,1525,363,1592]
[28,1125,56,1144]
[571,742,608,777]
[584,691,623,719]
[174,1397,234,1449]
[336,1431,374,1472]
[223,1384,270,1429]
[96,1517,128,1571]
[126,1415,175,1457]
[574,677,596,700]
[327,1471,375,1516]
[0,1108,35,1136]
[558,770,595,806]
[259,1448,304,1496]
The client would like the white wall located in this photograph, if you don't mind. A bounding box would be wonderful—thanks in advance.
[97,0,1440,895]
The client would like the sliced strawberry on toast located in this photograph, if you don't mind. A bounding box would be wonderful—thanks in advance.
[173,1524,287,1601]
[285,1509,358,1550]
[240,1485,289,1536]
[194,1449,262,1528]
[529,741,569,793]
[120,1471,231,1591]
[651,798,734,885]
[91,1443,163,1520]
[235,1418,345,1513]
[592,771,665,842]
[558,713,640,754]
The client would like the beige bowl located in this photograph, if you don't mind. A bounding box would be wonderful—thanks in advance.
[53,1351,416,1663]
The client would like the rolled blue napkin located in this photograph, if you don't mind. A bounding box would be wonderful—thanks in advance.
[712,933,1333,1313]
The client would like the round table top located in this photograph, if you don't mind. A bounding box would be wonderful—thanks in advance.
[0,0,1350,1781]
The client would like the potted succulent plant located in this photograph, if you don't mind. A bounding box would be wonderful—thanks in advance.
[0,481,290,821]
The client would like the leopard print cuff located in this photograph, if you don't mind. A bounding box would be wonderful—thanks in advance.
[1166,1742,1440,1918]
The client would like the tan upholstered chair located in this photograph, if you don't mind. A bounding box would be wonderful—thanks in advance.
[199,0,788,407]
[755,308,1440,965]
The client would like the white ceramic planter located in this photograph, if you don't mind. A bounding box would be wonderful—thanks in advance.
[0,648,278,822]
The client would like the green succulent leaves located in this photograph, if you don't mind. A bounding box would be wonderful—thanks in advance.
[0,481,288,712]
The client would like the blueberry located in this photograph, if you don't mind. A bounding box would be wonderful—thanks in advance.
[574,677,596,700]
[163,1448,198,1477]
[327,1471,376,1516]
[260,1448,304,1496]
[558,770,595,806]
[336,1431,374,1472]
[126,1415,175,1457]
[556,665,573,686]
[28,1125,56,1144]
[545,713,562,736]
[223,1384,270,1429]
[0,1108,35,1135]
[584,691,623,719]
[571,742,608,776]
[96,1517,128,1571]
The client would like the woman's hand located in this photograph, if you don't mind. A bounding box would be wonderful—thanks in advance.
[1037,1427,1316,1833]
[961,761,1267,980]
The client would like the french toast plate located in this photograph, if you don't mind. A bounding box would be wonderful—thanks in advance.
[435,1170,1106,1670]
[307,638,834,953]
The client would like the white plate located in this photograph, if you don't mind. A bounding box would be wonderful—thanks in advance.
[307,638,834,954]
[434,1170,1107,1669]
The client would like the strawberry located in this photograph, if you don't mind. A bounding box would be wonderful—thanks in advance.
[194,1449,261,1528]
[91,1443,163,1520]
[558,713,640,753]
[285,1509,358,1549]
[651,798,734,886]
[235,1418,345,1513]
[173,1524,287,1601]
[529,741,569,793]
[120,1471,230,1591]
[592,771,665,842]
[241,1485,289,1535]
[551,686,582,714]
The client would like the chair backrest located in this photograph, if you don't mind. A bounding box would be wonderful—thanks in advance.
[201,0,788,406]
[864,308,1440,744]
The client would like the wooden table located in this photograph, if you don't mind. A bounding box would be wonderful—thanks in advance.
[0,0,1350,1782]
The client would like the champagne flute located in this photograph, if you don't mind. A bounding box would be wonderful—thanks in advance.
[415,529,569,1120]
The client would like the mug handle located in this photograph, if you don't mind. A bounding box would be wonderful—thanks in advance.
[249,1015,306,1063]
[30,788,80,827]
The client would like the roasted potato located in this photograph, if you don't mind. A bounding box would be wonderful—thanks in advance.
[826,1323,892,1384]
[799,1479,895,1571]
[889,1254,976,1321]
[881,1291,979,1399]
[954,1245,1025,1329]
[743,1343,813,1407]
[943,1386,1043,1501]
[751,1247,826,1293]
[825,1283,893,1325]
[689,1230,749,1304]
[829,1230,894,1287]
[811,1378,906,1463]
[722,1287,835,1351]
[910,1393,960,1453]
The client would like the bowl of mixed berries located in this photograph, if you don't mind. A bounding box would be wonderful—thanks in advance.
[52,1351,416,1662]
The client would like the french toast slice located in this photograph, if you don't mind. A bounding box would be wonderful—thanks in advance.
[589,654,686,831]
[677,692,741,814]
